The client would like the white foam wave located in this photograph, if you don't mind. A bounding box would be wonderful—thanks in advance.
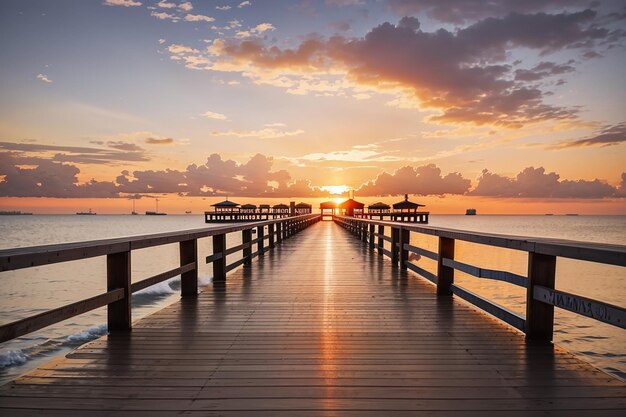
[198,275,213,287]
[65,324,107,345]
[0,349,28,368]
[135,277,178,295]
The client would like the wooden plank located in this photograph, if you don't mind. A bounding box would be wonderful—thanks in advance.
[451,284,526,331]
[533,285,626,329]
[131,263,196,294]
[442,258,527,288]
[0,289,124,343]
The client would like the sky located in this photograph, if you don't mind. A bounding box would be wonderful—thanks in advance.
[0,0,625,214]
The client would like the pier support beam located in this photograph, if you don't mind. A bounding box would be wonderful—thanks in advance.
[180,239,197,296]
[212,233,226,282]
[257,226,265,256]
[107,250,131,332]
[525,252,556,342]
[400,228,409,270]
[369,224,375,251]
[436,237,455,296]
[242,229,252,266]
[391,227,399,266]
[268,224,275,249]
[377,225,384,256]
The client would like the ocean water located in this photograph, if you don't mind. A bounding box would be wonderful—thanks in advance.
[0,214,624,384]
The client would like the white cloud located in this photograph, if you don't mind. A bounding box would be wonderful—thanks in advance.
[238,1,251,8]
[235,30,251,39]
[211,128,304,139]
[202,111,228,120]
[103,0,142,6]
[168,44,199,54]
[151,11,179,21]
[253,23,275,33]
[158,38,166,44]
[184,13,215,22]
[178,1,193,11]
[216,5,231,10]
[36,74,52,83]
[264,123,286,127]
[156,0,175,8]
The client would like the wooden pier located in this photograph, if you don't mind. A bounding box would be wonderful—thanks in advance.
[1,216,625,415]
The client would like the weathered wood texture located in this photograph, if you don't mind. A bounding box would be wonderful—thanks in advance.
[1,222,624,416]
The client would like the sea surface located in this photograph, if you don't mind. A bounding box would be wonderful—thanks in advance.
[0,214,624,384]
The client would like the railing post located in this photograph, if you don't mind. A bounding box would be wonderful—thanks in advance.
[212,233,226,282]
[436,237,455,295]
[369,224,375,250]
[525,252,556,342]
[180,239,197,297]
[257,225,265,256]
[391,227,399,266]
[361,222,367,242]
[268,223,275,249]
[400,228,409,270]
[377,225,384,256]
[107,250,131,332]
[242,229,252,266]
[276,222,282,243]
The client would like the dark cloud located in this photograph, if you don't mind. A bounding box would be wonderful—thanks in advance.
[548,122,626,149]
[386,0,591,24]
[471,166,619,198]
[145,137,175,145]
[209,10,618,126]
[514,61,576,81]
[357,164,471,196]
[0,141,148,164]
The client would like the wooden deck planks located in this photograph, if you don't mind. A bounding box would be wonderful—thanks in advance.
[1,221,624,415]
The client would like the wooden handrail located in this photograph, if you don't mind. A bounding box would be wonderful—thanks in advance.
[0,214,321,343]
[334,215,626,341]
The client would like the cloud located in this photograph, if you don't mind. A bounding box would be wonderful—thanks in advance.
[151,11,179,21]
[357,164,471,196]
[210,127,304,139]
[105,141,144,151]
[253,23,275,33]
[36,74,52,83]
[216,5,231,11]
[103,0,142,6]
[238,1,251,8]
[202,110,227,120]
[184,14,215,23]
[158,38,166,44]
[156,0,175,8]
[548,122,626,149]
[167,10,619,127]
[471,166,618,198]
[145,137,174,145]
[385,0,590,24]
[178,2,193,12]
[0,141,148,165]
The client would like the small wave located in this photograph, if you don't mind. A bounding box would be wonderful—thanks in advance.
[198,275,213,287]
[65,324,107,345]
[0,349,28,368]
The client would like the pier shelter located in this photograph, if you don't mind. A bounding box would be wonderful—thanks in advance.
[337,198,365,217]
[295,202,312,214]
[211,199,240,213]
[367,201,391,219]
[319,201,336,219]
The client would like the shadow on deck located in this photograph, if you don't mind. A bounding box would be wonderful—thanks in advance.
[1,221,624,416]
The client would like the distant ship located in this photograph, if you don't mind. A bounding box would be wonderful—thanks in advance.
[185,211,192,214]
[145,199,166,215]
[131,199,138,215]
[0,210,33,215]
[76,208,96,215]
[465,208,477,215]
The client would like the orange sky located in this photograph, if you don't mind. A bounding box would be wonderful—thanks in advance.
[0,1,625,214]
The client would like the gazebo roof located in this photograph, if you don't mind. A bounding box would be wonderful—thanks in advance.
[295,202,312,208]
[259,204,270,208]
[338,198,365,209]
[368,202,391,209]
[392,194,425,209]
[211,200,240,207]
[273,203,289,209]
[240,204,257,209]
[319,201,336,209]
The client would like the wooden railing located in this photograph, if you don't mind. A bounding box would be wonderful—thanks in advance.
[334,216,626,342]
[0,214,321,343]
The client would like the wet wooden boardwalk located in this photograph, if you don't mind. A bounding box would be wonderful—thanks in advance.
[1,221,625,416]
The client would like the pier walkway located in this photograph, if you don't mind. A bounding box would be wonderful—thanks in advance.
[1,221,625,416]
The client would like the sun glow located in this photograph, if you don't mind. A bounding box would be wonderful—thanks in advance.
[332,197,344,205]
[320,185,350,195]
